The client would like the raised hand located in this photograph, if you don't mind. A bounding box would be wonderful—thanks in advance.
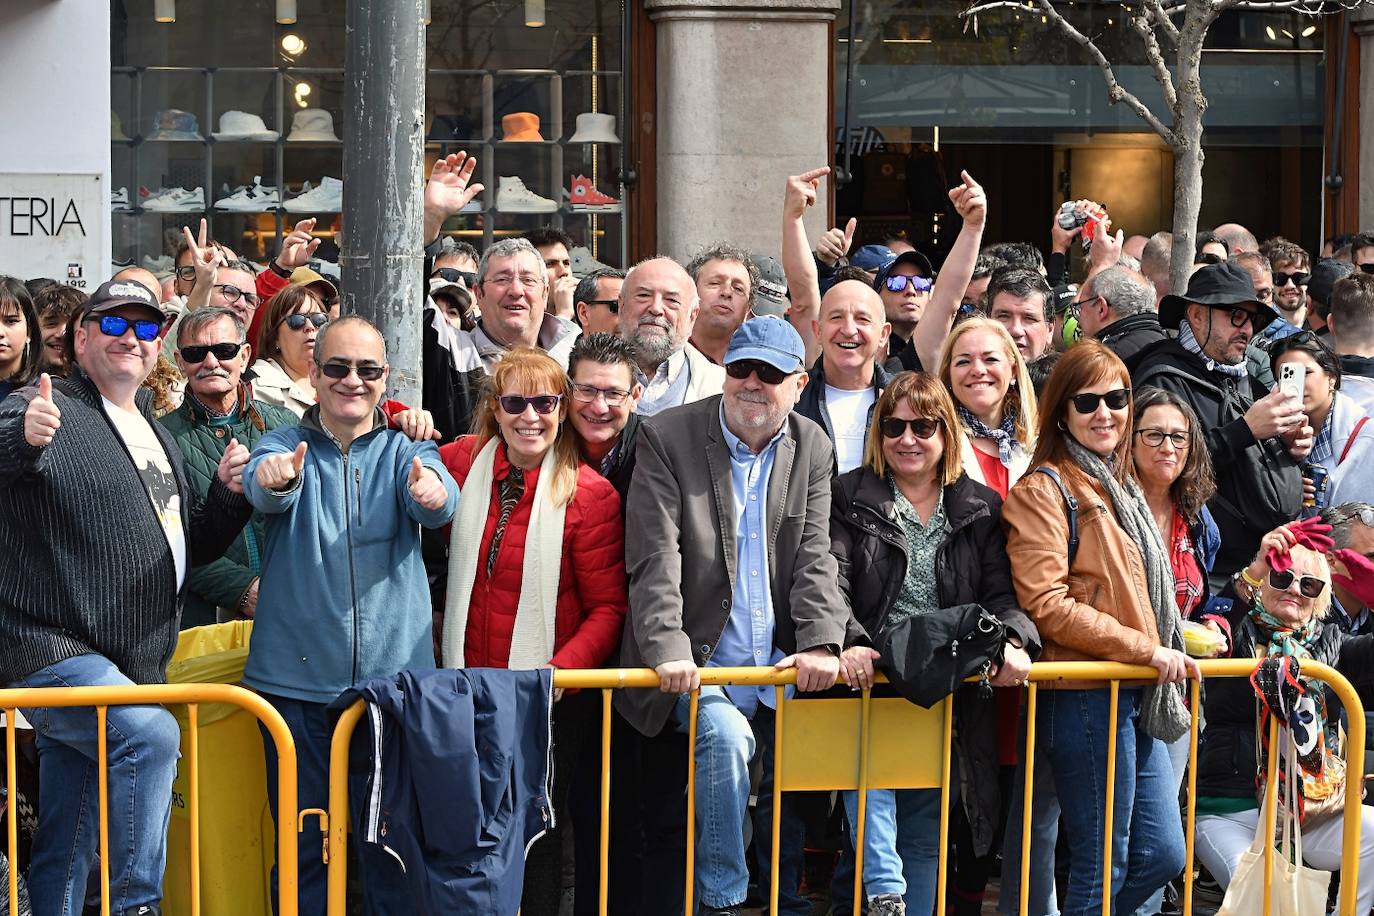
[217,437,250,494]
[275,218,322,270]
[256,441,308,492]
[948,170,986,228]
[814,217,858,267]
[407,457,448,510]
[182,219,224,290]
[424,152,485,222]
[783,166,829,221]
[24,373,61,447]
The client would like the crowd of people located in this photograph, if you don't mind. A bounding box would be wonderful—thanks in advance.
[5,147,1374,916]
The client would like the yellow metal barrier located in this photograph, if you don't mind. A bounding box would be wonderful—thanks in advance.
[324,661,1366,916]
[0,684,299,916]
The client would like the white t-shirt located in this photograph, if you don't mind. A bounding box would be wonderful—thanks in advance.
[103,397,188,590]
[824,384,876,474]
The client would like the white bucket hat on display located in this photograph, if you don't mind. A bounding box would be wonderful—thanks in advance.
[287,108,340,142]
[568,113,620,144]
[212,110,279,141]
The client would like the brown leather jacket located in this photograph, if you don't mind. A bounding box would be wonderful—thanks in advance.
[1000,460,1160,688]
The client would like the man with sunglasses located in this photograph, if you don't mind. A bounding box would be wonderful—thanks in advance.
[1350,231,1374,277]
[1242,241,1313,389]
[162,307,299,628]
[243,315,458,915]
[0,277,254,916]
[573,267,626,336]
[871,248,934,364]
[617,317,847,916]
[1134,261,1307,582]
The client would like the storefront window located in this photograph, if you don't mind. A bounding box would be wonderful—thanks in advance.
[110,0,627,277]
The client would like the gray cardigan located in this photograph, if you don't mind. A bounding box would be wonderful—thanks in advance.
[0,368,252,686]
[615,394,848,737]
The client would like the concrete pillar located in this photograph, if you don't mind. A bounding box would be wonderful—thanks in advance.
[1357,7,1374,231]
[647,0,838,262]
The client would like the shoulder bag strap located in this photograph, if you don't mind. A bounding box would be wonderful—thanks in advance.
[1339,415,1369,466]
[1034,466,1078,569]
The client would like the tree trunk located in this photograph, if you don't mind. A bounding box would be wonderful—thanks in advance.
[1169,119,1204,302]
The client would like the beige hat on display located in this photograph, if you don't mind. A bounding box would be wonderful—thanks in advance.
[287,108,340,142]
[568,113,620,144]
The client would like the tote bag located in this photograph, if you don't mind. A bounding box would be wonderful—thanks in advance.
[1215,731,1331,916]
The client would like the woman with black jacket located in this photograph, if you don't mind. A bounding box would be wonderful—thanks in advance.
[830,371,1041,916]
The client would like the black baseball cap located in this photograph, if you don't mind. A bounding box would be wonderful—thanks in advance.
[1158,261,1279,334]
[1309,258,1355,308]
[83,278,163,321]
[872,249,935,293]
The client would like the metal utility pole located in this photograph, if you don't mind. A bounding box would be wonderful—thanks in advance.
[342,0,426,406]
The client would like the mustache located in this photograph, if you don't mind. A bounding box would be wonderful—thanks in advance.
[637,316,672,333]
[195,368,231,381]
[734,391,770,405]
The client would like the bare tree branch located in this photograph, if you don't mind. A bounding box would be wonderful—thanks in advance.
[1145,0,1181,46]
[962,0,1354,16]
[1027,0,1177,143]
[1131,12,1179,113]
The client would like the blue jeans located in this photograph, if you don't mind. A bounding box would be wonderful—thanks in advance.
[1040,689,1186,916]
[671,691,807,913]
[14,653,181,916]
[841,787,944,912]
[259,693,412,916]
[1000,738,1060,916]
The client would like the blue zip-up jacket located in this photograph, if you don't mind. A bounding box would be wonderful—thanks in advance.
[333,668,554,915]
[242,405,459,704]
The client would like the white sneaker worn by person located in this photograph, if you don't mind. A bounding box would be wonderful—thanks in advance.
[284,176,343,212]
[215,176,281,211]
[495,176,557,214]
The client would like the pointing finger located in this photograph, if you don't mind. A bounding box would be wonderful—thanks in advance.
[797,166,831,183]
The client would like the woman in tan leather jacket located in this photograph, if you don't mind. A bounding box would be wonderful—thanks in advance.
[1000,340,1198,916]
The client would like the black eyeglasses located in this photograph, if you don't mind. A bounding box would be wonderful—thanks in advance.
[1207,305,1258,328]
[883,275,934,294]
[571,383,631,406]
[432,267,477,287]
[1195,252,1225,266]
[180,342,244,363]
[213,284,260,308]
[1135,428,1190,449]
[174,266,197,282]
[725,359,792,385]
[497,394,563,415]
[88,314,162,342]
[585,299,620,314]
[282,312,328,331]
[1069,388,1131,414]
[879,417,940,440]
[1268,568,1326,599]
[318,361,386,381]
[1274,271,1311,288]
[1068,295,1101,319]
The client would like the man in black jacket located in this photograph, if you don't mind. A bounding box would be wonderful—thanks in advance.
[1075,265,1167,371]
[567,332,642,507]
[0,278,252,916]
[1132,262,1308,583]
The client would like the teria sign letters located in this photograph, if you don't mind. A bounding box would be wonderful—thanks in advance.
[0,173,105,289]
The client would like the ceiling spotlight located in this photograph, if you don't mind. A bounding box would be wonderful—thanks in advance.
[281,34,307,56]
[1301,24,1317,37]
[525,0,545,27]
[1265,25,1277,40]
[154,0,175,22]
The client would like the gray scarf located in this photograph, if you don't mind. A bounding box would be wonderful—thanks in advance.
[1064,438,1192,742]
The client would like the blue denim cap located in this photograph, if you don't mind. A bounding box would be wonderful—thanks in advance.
[724,316,806,373]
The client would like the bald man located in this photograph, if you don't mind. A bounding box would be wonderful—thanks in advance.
[795,279,894,473]
[616,256,724,417]
[1213,223,1259,254]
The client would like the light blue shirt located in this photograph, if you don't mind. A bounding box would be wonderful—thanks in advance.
[635,348,693,418]
[711,405,788,716]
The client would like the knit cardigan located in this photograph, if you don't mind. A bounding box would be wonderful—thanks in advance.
[0,367,252,685]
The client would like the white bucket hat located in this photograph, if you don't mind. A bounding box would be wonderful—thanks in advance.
[212,110,279,141]
[568,112,620,144]
[287,108,340,142]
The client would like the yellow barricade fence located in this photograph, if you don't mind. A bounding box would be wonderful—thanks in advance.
[0,684,299,916]
[322,659,1365,916]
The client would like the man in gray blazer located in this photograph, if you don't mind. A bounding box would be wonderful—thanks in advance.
[617,316,848,916]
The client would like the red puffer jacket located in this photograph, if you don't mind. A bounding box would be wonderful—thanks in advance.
[440,435,628,669]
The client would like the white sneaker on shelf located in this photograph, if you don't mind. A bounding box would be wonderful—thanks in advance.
[143,187,205,212]
[495,176,557,214]
[111,187,130,210]
[285,176,343,213]
[570,245,614,276]
[215,176,281,211]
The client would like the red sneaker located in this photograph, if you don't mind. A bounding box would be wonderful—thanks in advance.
[566,175,622,212]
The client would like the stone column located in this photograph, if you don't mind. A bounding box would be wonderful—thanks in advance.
[646,0,838,262]
[1357,7,1374,231]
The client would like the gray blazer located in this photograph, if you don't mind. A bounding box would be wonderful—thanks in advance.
[615,394,848,737]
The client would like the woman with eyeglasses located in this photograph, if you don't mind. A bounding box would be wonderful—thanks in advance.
[1269,332,1374,507]
[436,347,627,916]
[830,371,1039,916]
[1001,341,1197,916]
[1193,522,1374,912]
[0,276,41,401]
[249,285,329,417]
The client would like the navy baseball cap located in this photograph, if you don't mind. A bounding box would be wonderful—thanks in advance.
[849,245,895,273]
[724,316,805,374]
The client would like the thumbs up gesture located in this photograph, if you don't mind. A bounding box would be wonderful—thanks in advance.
[407,456,447,511]
[216,437,250,494]
[24,374,61,448]
[815,217,858,268]
[256,441,308,492]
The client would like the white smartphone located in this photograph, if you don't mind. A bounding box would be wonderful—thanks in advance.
[1278,361,1307,401]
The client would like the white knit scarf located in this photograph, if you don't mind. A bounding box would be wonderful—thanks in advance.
[442,437,567,669]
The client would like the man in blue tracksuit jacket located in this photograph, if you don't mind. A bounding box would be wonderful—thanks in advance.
[243,316,459,916]
[334,668,555,916]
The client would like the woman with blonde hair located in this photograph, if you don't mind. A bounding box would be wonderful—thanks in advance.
[936,316,1037,498]
[437,346,627,916]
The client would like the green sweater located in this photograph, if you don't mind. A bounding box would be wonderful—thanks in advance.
[158,388,298,627]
